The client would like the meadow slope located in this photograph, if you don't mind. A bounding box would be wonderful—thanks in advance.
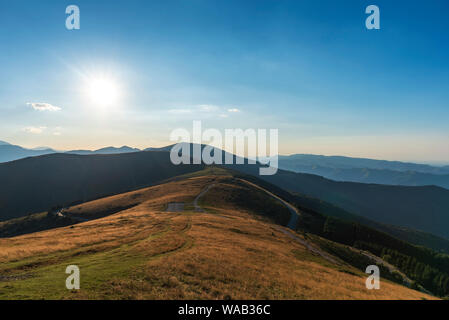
[0,174,436,300]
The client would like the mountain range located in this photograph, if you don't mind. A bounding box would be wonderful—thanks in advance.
[278,154,449,174]
[0,141,142,163]
[2,140,449,190]
[0,141,56,163]
[277,154,449,189]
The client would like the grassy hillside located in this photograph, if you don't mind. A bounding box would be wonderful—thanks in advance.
[294,205,449,296]
[220,167,449,253]
[0,151,204,221]
[208,170,449,297]
[0,175,433,300]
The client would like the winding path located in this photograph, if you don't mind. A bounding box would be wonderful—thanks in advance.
[237,179,339,264]
[236,179,300,230]
[193,184,216,212]
[190,179,338,264]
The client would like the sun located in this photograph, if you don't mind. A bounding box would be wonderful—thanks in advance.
[85,76,121,107]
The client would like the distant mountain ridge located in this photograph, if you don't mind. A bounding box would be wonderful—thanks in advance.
[144,145,173,152]
[279,154,449,175]
[0,144,56,163]
[277,162,449,190]
[0,140,142,162]
[2,140,447,172]
[66,146,140,155]
[277,154,449,190]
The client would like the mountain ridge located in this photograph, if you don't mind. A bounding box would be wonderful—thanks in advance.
[277,162,449,190]
[279,154,449,174]
[0,140,142,163]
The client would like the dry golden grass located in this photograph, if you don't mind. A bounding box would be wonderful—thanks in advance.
[0,175,437,300]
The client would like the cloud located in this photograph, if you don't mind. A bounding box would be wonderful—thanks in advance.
[198,104,220,112]
[167,105,242,118]
[169,105,221,114]
[23,126,47,134]
[168,108,193,114]
[27,102,61,111]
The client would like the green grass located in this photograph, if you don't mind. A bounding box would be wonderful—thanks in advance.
[0,245,147,299]
[0,220,183,299]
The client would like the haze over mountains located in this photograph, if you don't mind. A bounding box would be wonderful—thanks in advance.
[0,141,141,163]
[2,141,449,189]
[66,146,141,155]
[277,165,449,189]
[278,154,449,189]
[0,141,56,163]
[279,154,449,174]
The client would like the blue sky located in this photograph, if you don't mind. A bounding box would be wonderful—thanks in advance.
[0,0,448,163]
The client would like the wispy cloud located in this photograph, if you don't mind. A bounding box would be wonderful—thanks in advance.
[168,108,193,114]
[168,105,242,118]
[27,102,61,111]
[198,104,220,112]
[23,126,47,134]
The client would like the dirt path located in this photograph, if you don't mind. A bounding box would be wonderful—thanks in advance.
[236,179,300,230]
[276,227,340,265]
[235,179,339,264]
[193,184,216,212]
[190,179,337,265]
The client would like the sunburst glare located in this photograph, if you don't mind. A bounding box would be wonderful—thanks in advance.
[84,75,121,107]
